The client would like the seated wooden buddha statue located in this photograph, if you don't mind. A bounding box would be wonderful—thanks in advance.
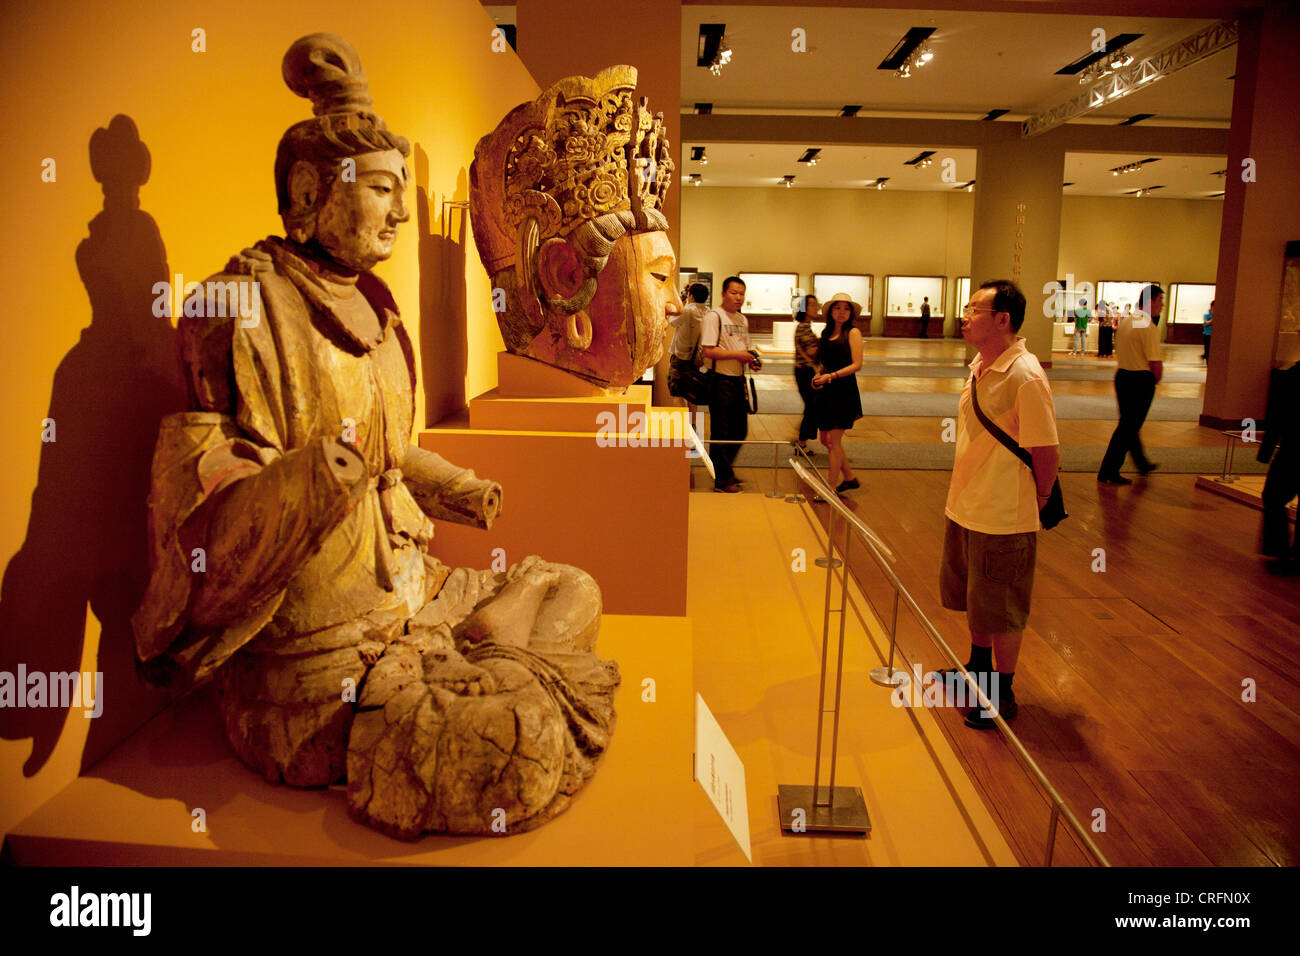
[132,34,616,838]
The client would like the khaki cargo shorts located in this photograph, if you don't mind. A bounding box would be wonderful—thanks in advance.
[940,518,1037,634]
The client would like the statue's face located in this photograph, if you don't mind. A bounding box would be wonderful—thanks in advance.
[315,149,409,271]
[528,229,679,387]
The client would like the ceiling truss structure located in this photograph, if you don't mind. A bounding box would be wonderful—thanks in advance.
[1022,19,1238,138]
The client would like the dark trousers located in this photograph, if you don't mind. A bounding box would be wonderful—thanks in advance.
[919,316,929,338]
[1099,369,1156,476]
[1098,325,1114,356]
[1202,334,1211,360]
[794,366,818,442]
[708,373,748,487]
[1261,442,1299,560]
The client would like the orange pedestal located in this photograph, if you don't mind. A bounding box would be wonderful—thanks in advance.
[5,616,693,865]
[421,392,693,616]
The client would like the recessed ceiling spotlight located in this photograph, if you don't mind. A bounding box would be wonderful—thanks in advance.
[781,174,795,188]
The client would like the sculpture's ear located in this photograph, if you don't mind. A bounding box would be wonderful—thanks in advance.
[286,160,322,241]
[536,238,584,302]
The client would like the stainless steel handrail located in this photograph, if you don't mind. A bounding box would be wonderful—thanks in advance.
[790,458,1111,867]
[790,460,897,562]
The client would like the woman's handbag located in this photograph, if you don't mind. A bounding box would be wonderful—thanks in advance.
[970,375,1068,530]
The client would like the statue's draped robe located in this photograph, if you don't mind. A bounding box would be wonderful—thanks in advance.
[133,238,618,837]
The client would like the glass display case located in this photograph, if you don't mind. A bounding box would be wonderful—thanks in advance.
[953,277,971,337]
[955,277,971,311]
[738,272,800,315]
[1096,280,1158,314]
[1166,282,1216,344]
[883,275,944,336]
[679,268,713,307]
[812,274,873,317]
[1168,283,1215,323]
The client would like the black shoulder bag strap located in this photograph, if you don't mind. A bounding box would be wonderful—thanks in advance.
[969,372,1033,470]
[704,308,723,373]
[705,308,758,413]
[969,370,1068,529]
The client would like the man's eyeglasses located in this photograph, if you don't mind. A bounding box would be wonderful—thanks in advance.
[962,304,1000,316]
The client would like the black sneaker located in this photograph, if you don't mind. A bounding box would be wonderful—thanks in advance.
[1097,473,1132,485]
[964,692,1018,729]
[1137,463,1159,476]
[836,478,860,493]
[923,668,991,706]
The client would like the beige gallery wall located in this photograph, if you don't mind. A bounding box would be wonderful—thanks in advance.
[680,186,1224,334]
[0,0,538,842]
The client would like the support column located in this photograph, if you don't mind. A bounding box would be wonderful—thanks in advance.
[516,1,682,404]
[1202,1,1300,428]
[968,135,1065,365]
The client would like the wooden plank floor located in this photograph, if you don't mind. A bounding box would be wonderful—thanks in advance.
[779,471,1300,867]
[701,338,1294,866]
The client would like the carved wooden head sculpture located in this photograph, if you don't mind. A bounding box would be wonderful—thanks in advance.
[470,66,678,389]
[274,33,411,266]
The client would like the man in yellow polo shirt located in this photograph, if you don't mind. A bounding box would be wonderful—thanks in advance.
[935,280,1060,729]
[1098,284,1164,484]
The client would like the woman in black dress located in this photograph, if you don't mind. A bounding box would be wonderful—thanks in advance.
[812,293,864,494]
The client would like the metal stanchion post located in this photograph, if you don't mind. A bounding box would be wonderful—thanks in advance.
[778,504,869,835]
[870,588,909,689]
[815,504,842,569]
[787,446,810,503]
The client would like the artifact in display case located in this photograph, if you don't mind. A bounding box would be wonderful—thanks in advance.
[883,275,944,336]
[133,35,619,839]
[470,65,676,390]
[738,272,800,314]
[812,274,872,318]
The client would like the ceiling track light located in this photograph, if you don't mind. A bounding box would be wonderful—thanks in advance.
[895,41,935,79]
[1109,159,1157,176]
[709,36,733,76]
[781,175,795,188]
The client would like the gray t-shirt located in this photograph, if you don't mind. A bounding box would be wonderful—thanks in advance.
[700,307,750,377]
[670,302,707,361]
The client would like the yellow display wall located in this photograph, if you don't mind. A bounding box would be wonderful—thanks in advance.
[1056,196,1222,290]
[679,186,1223,335]
[679,186,974,335]
[0,0,538,842]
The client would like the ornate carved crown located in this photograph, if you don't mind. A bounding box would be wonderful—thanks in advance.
[470,65,673,275]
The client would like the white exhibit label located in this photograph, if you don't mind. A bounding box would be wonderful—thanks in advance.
[694,693,751,862]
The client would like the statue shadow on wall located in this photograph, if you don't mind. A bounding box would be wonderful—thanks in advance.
[415,145,470,426]
[0,115,186,777]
